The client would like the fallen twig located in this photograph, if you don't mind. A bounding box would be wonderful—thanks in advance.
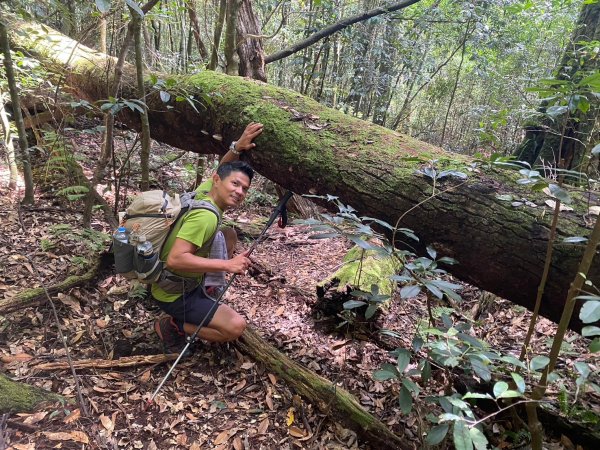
[33,353,177,371]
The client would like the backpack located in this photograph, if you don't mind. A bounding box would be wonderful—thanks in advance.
[112,190,221,286]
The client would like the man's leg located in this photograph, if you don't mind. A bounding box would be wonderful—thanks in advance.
[181,303,246,342]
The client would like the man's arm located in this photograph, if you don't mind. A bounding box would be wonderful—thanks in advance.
[220,122,263,165]
[166,238,251,274]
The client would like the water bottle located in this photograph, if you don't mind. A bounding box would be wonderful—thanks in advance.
[113,226,129,244]
[136,235,154,258]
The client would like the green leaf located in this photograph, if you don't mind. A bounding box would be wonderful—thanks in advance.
[530,355,550,371]
[470,359,492,382]
[125,0,144,17]
[402,378,420,395]
[159,90,171,103]
[548,184,571,204]
[589,338,600,353]
[426,424,449,445]
[469,427,489,450]
[447,397,470,410]
[365,304,378,319]
[396,349,411,373]
[343,300,366,310]
[453,420,474,450]
[579,301,600,323]
[398,385,413,414]
[462,392,493,400]
[421,360,432,383]
[95,0,111,13]
[575,362,591,378]
[498,390,523,399]
[424,281,444,299]
[400,285,421,299]
[592,144,600,156]
[582,326,600,337]
[373,364,398,381]
[493,381,509,398]
[511,373,526,393]
[496,194,514,201]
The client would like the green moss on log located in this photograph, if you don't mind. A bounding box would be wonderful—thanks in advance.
[0,373,66,413]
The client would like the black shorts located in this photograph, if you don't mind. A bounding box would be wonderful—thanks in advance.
[154,286,218,331]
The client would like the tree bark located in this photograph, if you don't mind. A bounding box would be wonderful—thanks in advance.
[236,327,410,449]
[0,87,18,190]
[265,0,421,64]
[224,0,241,75]
[209,0,227,70]
[5,14,600,331]
[236,0,266,81]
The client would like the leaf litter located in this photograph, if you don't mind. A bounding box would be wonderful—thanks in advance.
[0,121,597,449]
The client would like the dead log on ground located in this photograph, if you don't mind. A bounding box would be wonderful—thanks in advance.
[237,327,410,450]
[0,373,68,413]
[32,353,177,371]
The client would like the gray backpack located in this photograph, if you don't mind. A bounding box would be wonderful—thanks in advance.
[113,190,220,290]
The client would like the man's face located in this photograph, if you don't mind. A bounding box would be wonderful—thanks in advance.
[212,170,251,209]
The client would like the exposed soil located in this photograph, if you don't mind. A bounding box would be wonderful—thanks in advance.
[0,119,598,450]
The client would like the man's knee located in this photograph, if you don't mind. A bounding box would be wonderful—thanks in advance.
[226,315,246,340]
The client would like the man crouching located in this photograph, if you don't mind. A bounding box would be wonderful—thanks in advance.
[152,122,263,352]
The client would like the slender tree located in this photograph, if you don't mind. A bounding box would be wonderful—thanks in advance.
[0,21,34,204]
[0,86,18,190]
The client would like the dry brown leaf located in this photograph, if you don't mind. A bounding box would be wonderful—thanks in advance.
[544,200,574,211]
[233,436,244,450]
[99,414,114,433]
[189,443,202,450]
[214,430,232,445]
[240,361,254,370]
[265,392,274,411]
[139,369,151,383]
[96,318,108,328]
[289,426,307,438]
[69,331,85,345]
[63,409,80,424]
[257,417,269,434]
[232,379,247,393]
[23,411,47,425]
[57,293,81,313]
[275,305,285,316]
[267,373,277,385]
[176,433,188,446]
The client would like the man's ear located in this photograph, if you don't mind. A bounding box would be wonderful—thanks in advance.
[212,172,220,183]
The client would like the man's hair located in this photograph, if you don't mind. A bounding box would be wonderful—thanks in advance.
[216,161,254,182]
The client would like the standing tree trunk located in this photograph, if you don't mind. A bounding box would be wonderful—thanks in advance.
[130,7,152,191]
[209,0,227,70]
[514,0,600,169]
[0,87,18,190]
[224,0,242,75]
[0,22,34,204]
[6,14,600,331]
[236,0,266,81]
[185,0,209,61]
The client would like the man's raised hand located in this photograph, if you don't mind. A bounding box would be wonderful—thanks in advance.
[235,122,264,152]
[227,250,251,274]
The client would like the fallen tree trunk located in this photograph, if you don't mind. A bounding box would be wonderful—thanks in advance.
[4,12,600,330]
[237,327,409,449]
[0,373,67,413]
[0,257,101,314]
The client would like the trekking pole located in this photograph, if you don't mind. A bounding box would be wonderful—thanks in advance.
[147,190,294,406]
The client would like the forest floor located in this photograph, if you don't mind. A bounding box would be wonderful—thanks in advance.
[0,120,598,450]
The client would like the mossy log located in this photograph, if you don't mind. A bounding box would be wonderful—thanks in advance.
[237,327,410,450]
[4,12,600,330]
[0,257,101,314]
[0,373,66,413]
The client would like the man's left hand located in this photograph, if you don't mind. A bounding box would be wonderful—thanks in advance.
[235,122,264,152]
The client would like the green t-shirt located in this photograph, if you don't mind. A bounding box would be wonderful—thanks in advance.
[151,180,221,302]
